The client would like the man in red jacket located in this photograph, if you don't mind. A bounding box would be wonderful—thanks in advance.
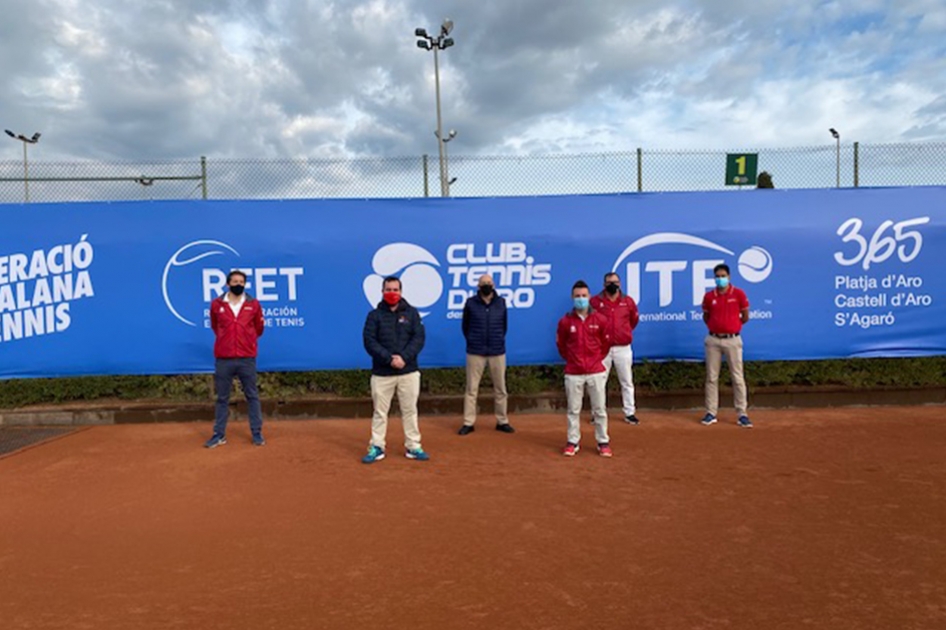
[204,270,266,448]
[556,280,612,457]
[590,272,641,425]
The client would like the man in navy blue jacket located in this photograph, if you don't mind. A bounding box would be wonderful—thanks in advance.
[361,276,428,463]
[459,274,514,435]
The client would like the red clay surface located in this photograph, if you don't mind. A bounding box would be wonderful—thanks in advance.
[2,407,945,630]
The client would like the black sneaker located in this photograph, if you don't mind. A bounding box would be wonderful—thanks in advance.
[458,425,475,436]
[625,414,640,425]
[496,423,515,434]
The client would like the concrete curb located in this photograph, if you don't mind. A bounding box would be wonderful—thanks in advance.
[1,386,943,426]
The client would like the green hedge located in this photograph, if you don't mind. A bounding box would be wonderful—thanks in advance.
[1,358,944,409]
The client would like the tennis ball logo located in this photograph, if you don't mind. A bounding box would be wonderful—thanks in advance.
[738,246,773,283]
[163,240,240,326]
[363,243,443,317]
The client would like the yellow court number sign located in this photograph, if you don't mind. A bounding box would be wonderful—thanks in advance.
[725,153,758,186]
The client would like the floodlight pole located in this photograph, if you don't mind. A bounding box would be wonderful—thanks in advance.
[416,20,456,197]
[830,128,840,188]
[22,141,29,202]
[5,129,41,203]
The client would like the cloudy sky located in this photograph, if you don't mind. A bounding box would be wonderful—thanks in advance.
[1,0,945,163]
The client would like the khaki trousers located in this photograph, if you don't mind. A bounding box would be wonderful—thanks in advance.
[704,335,748,416]
[463,354,509,426]
[565,373,609,445]
[370,372,422,451]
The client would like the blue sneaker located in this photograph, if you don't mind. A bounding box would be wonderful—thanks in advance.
[252,433,266,446]
[737,415,753,428]
[361,445,385,464]
[700,414,717,426]
[204,434,227,449]
[405,448,430,461]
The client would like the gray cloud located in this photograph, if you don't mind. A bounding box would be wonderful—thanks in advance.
[0,0,944,167]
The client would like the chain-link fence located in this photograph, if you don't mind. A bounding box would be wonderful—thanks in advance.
[1,142,944,203]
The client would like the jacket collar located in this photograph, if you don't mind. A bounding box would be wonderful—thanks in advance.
[217,292,255,302]
[568,306,596,319]
[377,297,412,313]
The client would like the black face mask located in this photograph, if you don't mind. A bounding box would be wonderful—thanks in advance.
[605,283,620,295]
[229,285,245,296]
[479,285,494,297]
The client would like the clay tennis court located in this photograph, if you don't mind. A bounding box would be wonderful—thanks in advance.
[2,406,945,630]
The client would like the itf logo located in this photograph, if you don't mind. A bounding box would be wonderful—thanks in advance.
[362,243,443,317]
[163,240,304,328]
[611,233,773,307]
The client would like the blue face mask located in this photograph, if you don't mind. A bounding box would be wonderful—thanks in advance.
[573,297,590,310]
[715,276,730,289]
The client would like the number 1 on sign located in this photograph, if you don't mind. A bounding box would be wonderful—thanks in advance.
[735,156,746,175]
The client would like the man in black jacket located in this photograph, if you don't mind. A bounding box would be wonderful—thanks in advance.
[361,276,428,463]
[459,274,514,435]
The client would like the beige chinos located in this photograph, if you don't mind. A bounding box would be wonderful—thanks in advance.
[463,354,509,426]
[704,335,748,416]
[370,371,422,451]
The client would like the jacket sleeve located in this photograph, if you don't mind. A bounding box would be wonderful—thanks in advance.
[363,311,392,364]
[503,301,508,336]
[400,309,426,362]
[255,302,265,337]
[599,315,611,359]
[461,300,471,340]
[556,317,568,360]
[628,297,640,330]
[210,300,218,334]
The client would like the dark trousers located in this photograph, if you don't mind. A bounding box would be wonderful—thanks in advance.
[213,358,263,436]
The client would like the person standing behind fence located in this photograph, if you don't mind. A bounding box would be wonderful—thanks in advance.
[556,280,612,457]
[701,263,753,428]
[590,272,640,425]
[204,270,266,448]
[459,274,514,436]
[361,276,429,463]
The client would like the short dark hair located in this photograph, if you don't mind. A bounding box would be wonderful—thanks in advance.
[604,272,619,282]
[382,276,402,290]
[714,264,730,275]
[227,270,247,284]
[572,280,589,291]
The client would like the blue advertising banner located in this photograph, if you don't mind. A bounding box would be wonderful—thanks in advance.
[0,187,944,378]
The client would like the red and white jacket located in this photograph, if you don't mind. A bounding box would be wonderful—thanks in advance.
[590,291,640,347]
[556,309,610,375]
[210,294,265,358]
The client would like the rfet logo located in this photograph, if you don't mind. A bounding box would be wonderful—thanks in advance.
[163,240,304,327]
[364,241,552,318]
[611,233,773,307]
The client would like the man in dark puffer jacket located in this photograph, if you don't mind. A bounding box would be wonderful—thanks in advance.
[459,274,514,435]
[361,276,428,464]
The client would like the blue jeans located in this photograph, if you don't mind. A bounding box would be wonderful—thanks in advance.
[213,358,263,436]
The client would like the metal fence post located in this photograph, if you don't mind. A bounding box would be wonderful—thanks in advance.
[422,154,430,197]
[200,156,208,199]
[853,142,859,188]
[636,148,643,192]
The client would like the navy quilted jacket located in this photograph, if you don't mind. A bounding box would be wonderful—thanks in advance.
[363,299,425,376]
[462,294,508,356]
